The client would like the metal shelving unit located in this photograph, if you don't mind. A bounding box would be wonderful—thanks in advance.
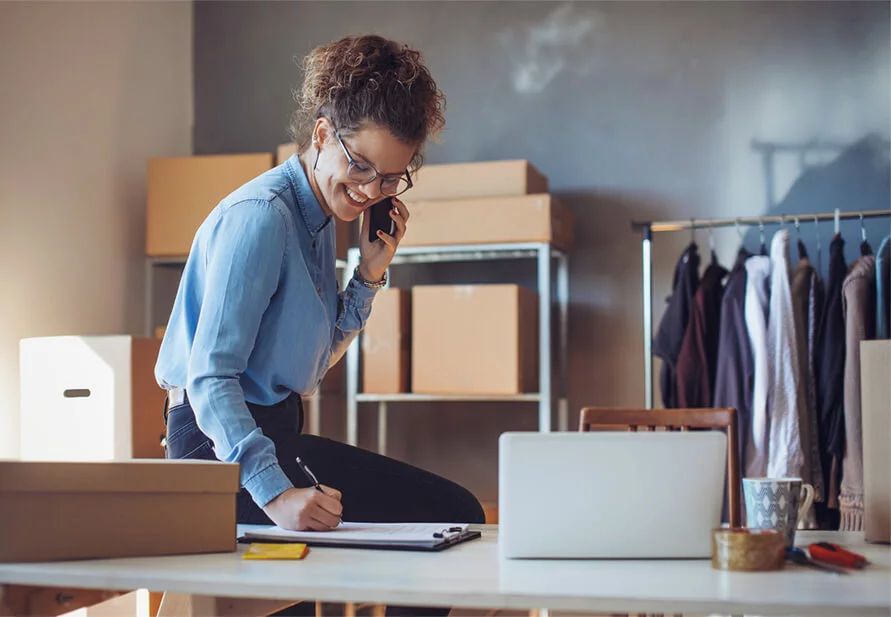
[144,255,348,436]
[343,241,570,454]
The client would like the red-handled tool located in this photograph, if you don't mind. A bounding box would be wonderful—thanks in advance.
[809,542,869,569]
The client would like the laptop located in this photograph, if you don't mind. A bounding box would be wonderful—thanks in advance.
[498,431,726,559]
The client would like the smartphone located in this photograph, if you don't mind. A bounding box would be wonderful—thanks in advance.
[368,197,396,243]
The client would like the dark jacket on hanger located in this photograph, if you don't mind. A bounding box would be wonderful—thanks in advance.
[676,261,728,409]
[791,256,826,504]
[815,234,847,509]
[877,235,890,339]
[713,253,753,467]
[653,243,700,408]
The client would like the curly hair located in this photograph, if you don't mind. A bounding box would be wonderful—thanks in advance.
[289,35,445,170]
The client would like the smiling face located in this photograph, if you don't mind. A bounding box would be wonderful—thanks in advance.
[303,118,417,222]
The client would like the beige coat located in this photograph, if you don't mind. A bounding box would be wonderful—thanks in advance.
[840,255,877,532]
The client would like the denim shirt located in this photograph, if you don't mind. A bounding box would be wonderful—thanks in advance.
[155,155,378,507]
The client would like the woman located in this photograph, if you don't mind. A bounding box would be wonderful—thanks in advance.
[155,34,485,534]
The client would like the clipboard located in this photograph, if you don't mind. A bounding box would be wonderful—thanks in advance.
[238,522,482,552]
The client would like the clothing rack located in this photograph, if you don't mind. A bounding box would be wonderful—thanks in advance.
[631,208,891,409]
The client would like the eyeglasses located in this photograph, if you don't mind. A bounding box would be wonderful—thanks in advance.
[332,128,413,197]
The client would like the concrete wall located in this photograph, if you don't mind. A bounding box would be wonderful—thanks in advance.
[192,1,890,502]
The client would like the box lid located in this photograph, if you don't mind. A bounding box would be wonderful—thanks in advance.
[0,459,239,494]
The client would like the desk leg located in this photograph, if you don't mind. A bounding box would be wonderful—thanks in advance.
[157,593,216,616]
[158,593,299,617]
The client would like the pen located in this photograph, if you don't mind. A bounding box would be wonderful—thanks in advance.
[295,457,325,494]
[295,457,342,525]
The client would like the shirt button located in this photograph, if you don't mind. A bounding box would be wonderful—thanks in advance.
[316,286,322,294]
[312,240,317,249]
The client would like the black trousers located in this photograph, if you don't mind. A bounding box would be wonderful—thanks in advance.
[164,392,485,616]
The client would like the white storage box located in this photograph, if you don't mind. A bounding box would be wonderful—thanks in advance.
[20,336,166,461]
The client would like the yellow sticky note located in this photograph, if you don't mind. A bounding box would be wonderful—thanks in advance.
[242,543,310,560]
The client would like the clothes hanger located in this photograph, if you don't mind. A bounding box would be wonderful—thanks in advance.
[759,219,767,256]
[795,216,809,261]
[708,223,718,265]
[735,218,752,260]
[814,215,822,274]
[860,212,873,256]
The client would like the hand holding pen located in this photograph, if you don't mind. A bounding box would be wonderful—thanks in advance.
[261,458,343,532]
[296,457,344,527]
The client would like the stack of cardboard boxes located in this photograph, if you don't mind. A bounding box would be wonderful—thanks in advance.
[361,160,574,396]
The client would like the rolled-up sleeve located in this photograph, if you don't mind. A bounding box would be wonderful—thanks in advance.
[186,200,294,508]
[327,274,379,367]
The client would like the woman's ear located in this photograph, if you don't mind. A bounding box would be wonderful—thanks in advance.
[312,118,331,150]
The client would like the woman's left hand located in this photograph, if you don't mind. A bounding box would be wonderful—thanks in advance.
[357,197,409,283]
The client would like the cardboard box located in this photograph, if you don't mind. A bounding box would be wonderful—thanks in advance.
[277,142,298,166]
[20,336,167,461]
[318,354,345,394]
[401,194,574,251]
[362,288,411,393]
[861,340,891,543]
[412,285,538,394]
[146,153,274,256]
[0,460,238,562]
[406,160,548,201]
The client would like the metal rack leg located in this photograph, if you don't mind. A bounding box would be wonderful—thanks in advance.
[307,393,321,436]
[557,252,569,432]
[377,402,387,456]
[537,245,552,433]
[345,248,361,446]
[642,226,654,410]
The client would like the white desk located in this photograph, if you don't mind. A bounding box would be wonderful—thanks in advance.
[0,527,888,616]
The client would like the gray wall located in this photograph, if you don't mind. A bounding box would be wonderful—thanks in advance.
[0,1,192,458]
[194,1,890,503]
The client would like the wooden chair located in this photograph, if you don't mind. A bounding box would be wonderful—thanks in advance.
[579,407,741,528]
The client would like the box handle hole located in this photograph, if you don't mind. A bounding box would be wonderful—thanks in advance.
[63,389,91,398]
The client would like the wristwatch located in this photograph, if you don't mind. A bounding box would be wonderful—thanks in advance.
[354,265,388,289]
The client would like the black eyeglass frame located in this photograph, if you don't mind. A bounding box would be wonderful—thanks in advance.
[332,127,413,198]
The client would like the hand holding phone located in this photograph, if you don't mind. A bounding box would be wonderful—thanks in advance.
[368,197,396,243]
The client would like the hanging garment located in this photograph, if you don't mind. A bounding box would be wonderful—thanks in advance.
[766,230,806,480]
[653,243,700,408]
[877,235,890,339]
[840,255,877,532]
[743,255,771,479]
[791,257,826,504]
[676,262,728,408]
[815,234,847,511]
[714,252,754,471]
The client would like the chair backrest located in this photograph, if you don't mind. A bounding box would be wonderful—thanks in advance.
[579,407,741,528]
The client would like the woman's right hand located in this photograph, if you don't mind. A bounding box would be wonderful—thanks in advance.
[263,486,343,531]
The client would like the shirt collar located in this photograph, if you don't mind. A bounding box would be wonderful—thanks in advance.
[285,154,332,236]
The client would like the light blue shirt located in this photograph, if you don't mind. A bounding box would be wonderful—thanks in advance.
[155,155,378,507]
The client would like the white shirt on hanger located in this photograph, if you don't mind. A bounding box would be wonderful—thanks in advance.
[744,254,771,479]
[766,230,806,480]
